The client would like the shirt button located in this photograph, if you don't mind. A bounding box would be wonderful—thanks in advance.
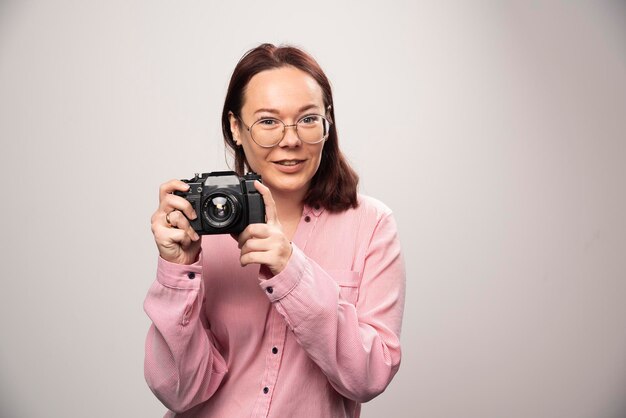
[266,286,273,294]
[187,272,195,280]
[263,387,269,394]
[272,347,278,354]
[304,215,311,222]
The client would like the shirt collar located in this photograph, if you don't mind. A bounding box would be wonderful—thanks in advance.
[303,203,324,218]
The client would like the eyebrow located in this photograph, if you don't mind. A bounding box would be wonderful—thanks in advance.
[253,104,321,116]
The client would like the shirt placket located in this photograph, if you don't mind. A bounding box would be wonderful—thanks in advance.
[250,207,321,418]
[250,307,288,418]
[293,205,320,253]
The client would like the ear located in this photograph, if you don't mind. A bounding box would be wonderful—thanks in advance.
[228,112,242,146]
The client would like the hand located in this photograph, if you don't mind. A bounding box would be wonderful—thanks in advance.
[236,181,293,276]
[150,179,201,265]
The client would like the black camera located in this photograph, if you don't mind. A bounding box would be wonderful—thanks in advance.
[174,171,265,235]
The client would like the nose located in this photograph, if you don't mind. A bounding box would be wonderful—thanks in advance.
[278,123,301,148]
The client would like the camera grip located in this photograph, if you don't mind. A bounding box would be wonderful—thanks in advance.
[247,193,266,224]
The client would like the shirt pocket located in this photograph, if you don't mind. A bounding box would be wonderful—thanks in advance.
[327,270,361,305]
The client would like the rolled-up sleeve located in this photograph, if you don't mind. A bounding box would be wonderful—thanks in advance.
[259,212,405,402]
[143,253,228,413]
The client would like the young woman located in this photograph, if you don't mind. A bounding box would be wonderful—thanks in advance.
[145,43,406,418]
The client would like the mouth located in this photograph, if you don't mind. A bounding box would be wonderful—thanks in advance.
[273,159,305,166]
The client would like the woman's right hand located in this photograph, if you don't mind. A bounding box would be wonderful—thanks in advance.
[151,179,201,265]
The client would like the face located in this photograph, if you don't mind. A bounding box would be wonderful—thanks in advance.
[229,66,326,200]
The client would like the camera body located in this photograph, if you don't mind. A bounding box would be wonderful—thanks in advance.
[174,171,265,235]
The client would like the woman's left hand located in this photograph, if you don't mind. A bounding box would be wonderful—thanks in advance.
[236,180,293,276]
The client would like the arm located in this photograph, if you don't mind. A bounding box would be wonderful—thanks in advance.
[144,179,227,412]
[260,213,406,402]
[143,252,228,413]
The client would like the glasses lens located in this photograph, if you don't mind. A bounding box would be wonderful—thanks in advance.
[297,115,329,144]
[250,115,330,147]
[251,118,284,147]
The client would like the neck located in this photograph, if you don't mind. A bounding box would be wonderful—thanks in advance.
[270,188,306,223]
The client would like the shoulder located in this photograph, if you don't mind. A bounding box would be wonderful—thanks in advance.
[355,194,393,218]
[325,194,393,225]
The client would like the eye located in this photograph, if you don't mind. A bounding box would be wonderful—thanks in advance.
[299,115,321,125]
[255,118,281,129]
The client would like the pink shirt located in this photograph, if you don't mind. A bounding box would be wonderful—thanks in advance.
[144,195,406,418]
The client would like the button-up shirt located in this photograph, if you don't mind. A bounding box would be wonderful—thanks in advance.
[144,195,406,417]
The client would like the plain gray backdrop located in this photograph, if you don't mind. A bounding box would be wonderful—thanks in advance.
[1,1,625,417]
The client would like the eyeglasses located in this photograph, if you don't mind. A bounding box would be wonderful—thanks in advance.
[236,114,332,148]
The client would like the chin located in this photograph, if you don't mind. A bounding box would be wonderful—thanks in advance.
[265,174,311,195]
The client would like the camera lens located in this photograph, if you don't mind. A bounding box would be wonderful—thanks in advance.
[209,196,230,221]
[202,193,240,229]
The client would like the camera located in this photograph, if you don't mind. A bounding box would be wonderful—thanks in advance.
[174,171,265,235]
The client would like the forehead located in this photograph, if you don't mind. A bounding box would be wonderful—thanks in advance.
[242,66,324,114]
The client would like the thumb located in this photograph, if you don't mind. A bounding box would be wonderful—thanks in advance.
[254,180,278,224]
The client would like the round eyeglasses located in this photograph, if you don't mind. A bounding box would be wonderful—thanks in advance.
[236,114,332,148]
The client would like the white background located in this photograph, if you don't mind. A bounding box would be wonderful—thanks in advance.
[1,1,625,417]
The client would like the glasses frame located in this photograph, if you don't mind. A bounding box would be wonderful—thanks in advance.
[236,114,332,148]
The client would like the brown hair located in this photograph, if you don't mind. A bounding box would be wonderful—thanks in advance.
[221,43,358,212]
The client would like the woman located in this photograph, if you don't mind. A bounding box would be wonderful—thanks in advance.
[144,43,405,418]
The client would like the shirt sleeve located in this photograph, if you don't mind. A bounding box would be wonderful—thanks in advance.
[259,212,406,402]
[143,252,228,413]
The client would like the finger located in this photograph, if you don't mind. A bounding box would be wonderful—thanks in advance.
[237,223,270,248]
[240,237,271,255]
[153,224,193,248]
[186,226,200,242]
[165,210,200,240]
[254,180,278,224]
[240,251,270,267]
[159,179,191,201]
[160,194,198,220]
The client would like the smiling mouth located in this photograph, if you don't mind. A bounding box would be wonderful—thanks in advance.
[274,160,304,166]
